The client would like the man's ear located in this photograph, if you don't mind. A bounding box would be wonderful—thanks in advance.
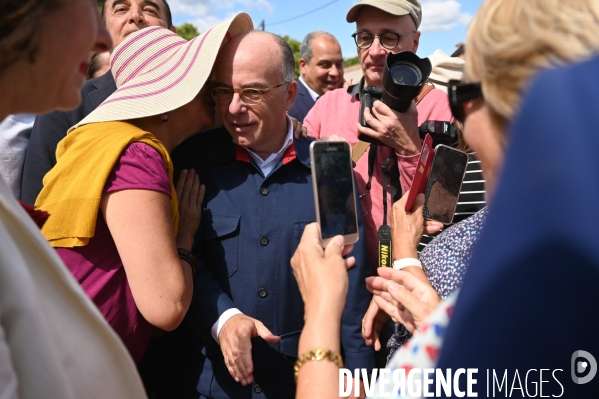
[411,31,421,53]
[298,58,307,77]
[285,81,298,111]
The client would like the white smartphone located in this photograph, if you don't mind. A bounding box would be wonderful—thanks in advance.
[310,141,359,246]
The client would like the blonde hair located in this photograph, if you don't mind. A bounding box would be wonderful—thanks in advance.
[465,0,599,144]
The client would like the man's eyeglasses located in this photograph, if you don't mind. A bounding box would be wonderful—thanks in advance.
[211,81,288,106]
[351,30,417,50]
[448,80,483,123]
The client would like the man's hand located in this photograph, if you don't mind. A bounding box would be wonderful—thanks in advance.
[361,298,390,351]
[218,314,280,386]
[356,100,420,155]
[290,116,309,139]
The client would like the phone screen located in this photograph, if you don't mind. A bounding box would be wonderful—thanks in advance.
[423,145,468,224]
[311,142,358,241]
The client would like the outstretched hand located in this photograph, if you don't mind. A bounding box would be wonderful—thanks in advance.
[366,268,441,334]
[219,314,280,386]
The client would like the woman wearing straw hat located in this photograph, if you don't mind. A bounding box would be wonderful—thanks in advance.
[35,13,254,364]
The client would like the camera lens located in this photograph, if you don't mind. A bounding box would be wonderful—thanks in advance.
[389,61,422,86]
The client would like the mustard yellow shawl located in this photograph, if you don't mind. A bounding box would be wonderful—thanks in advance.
[36,121,179,247]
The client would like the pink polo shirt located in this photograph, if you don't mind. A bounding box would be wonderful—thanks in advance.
[304,86,453,272]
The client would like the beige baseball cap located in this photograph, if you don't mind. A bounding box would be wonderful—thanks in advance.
[346,0,422,28]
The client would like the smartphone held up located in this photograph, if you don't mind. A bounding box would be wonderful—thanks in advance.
[310,141,359,246]
[422,145,468,224]
[405,135,469,225]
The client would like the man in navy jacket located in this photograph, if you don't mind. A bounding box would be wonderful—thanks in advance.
[288,31,344,122]
[175,31,374,398]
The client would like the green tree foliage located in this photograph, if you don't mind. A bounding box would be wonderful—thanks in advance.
[283,35,301,80]
[177,23,200,41]
[343,56,359,68]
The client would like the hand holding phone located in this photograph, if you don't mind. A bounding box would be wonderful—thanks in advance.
[423,144,468,224]
[405,133,434,212]
[310,141,359,246]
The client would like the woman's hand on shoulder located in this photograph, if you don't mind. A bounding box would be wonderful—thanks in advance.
[176,169,206,249]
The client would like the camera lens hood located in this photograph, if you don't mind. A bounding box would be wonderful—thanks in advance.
[382,51,432,113]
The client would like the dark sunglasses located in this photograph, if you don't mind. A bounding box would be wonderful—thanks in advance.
[448,80,483,123]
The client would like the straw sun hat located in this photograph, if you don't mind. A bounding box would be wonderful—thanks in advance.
[70,12,253,132]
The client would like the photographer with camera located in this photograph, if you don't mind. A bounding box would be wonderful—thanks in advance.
[303,0,452,366]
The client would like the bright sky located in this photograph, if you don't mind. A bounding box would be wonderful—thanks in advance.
[169,0,484,59]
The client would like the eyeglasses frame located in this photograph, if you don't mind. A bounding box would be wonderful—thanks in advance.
[211,81,289,106]
[448,80,483,123]
[351,30,417,50]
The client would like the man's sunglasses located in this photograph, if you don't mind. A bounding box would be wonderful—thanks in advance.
[448,80,483,123]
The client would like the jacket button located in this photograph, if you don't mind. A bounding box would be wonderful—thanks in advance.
[254,384,262,394]
[260,187,269,196]
[260,237,269,246]
[258,288,268,298]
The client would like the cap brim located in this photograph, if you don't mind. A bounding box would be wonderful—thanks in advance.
[346,1,410,22]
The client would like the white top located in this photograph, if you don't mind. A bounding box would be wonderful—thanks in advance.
[0,176,146,399]
[0,114,35,198]
[299,76,320,102]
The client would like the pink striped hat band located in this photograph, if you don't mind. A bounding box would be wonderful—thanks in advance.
[70,13,253,132]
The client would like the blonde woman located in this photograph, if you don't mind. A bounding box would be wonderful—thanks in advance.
[291,0,599,397]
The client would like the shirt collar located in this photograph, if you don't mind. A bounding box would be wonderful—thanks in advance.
[298,76,320,102]
[243,115,295,172]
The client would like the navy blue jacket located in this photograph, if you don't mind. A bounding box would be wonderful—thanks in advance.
[288,80,316,123]
[174,128,374,398]
[437,55,599,396]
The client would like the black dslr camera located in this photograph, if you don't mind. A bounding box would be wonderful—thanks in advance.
[419,120,458,148]
[359,51,432,147]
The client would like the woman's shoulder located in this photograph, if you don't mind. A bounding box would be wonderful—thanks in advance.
[105,142,170,195]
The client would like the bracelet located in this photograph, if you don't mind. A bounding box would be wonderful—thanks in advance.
[294,349,344,382]
[177,248,197,275]
[392,257,422,270]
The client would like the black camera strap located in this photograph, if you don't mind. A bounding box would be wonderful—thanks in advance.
[378,156,393,268]
[364,144,378,193]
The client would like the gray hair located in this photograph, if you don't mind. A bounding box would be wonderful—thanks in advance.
[300,31,337,64]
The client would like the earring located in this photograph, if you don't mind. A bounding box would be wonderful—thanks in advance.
[161,114,169,123]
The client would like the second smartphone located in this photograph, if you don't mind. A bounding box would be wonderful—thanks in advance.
[423,144,469,225]
[310,141,359,246]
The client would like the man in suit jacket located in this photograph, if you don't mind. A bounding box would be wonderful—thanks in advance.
[20,0,175,205]
[175,30,374,399]
[288,31,344,122]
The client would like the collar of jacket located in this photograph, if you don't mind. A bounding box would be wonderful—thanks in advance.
[208,127,312,169]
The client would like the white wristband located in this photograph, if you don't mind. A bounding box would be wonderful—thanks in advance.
[392,258,422,270]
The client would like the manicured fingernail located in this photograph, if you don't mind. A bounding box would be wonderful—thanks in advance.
[417,193,425,202]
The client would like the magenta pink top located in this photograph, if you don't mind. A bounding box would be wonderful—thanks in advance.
[57,142,171,364]
[304,87,453,271]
